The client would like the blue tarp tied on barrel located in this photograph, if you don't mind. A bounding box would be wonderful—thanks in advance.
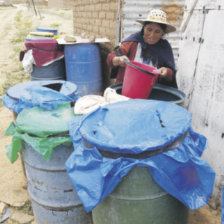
[2,80,79,114]
[66,100,215,212]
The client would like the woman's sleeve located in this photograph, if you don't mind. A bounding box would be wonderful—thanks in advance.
[106,42,135,67]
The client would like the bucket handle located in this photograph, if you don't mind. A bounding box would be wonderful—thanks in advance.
[124,60,158,77]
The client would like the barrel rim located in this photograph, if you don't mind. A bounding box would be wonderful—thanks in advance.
[7,80,77,100]
[88,131,188,159]
[111,83,186,104]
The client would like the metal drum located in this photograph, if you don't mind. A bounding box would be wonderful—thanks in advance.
[23,143,92,224]
[90,96,188,224]
[92,166,188,224]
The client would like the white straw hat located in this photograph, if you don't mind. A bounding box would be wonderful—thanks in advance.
[136,9,176,33]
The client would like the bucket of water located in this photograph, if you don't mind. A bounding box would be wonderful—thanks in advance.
[122,61,160,99]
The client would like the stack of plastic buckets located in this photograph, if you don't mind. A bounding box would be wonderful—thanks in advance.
[25,27,58,41]
[36,27,58,35]
[24,27,66,81]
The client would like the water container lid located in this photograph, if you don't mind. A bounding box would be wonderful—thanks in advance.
[15,103,78,137]
[79,100,191,153]
[36,27,58,32]
[7,80,77,100]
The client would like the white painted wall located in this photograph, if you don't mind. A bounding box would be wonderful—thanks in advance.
[177,0,224,208]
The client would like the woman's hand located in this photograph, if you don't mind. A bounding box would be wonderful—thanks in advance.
[158,67,173,81]
[112,55,129,67]
[158,67,168,76]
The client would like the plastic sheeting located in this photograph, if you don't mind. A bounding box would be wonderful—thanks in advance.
[5,103,78,163]
[66,100,215,212]
[2,80,79,114]
[79,100,191,153]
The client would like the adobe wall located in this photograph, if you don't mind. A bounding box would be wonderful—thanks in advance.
[73,0,119,87]
[73,0,118,48]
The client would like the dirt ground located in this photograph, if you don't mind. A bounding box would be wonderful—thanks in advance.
[0,3,221,224]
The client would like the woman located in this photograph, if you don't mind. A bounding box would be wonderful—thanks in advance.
[107,9,177,88]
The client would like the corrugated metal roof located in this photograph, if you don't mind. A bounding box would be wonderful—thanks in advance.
[120,0,185,64]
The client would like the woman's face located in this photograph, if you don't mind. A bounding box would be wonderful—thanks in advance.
[143,23,164,45]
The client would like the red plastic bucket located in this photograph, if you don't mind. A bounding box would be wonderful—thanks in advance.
[122,61,160,99]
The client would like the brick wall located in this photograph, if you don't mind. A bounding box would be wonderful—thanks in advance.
[73,0,119,88]
[73,0,118,48]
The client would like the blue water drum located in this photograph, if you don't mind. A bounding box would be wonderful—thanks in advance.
[31,59,66,81]
[23,143,92,224]
[64,43,102,96]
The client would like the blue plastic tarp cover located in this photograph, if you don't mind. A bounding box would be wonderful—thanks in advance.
[80,99,191,153]
[2,80,79,114]
[66,100,215,212]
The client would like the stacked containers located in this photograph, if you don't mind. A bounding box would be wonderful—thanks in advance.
[5,103,92,224]
[23,39,66,81]
[3,81,94,223]
[35,27,58,35]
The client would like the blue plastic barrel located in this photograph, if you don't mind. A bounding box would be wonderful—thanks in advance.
[64,43,102,96]
[31,59,66,81]
[36,27,58,35]
[23,143,92,224]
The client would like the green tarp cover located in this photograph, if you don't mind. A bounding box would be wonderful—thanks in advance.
[5,103,78,163]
